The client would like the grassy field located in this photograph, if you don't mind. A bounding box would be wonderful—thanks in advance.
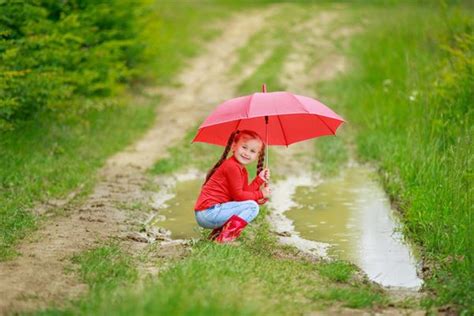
[0,100,157,260]
[316,2,473,311]
[1,0,472,314]
[150,1,474,312]
[38,209,391,315]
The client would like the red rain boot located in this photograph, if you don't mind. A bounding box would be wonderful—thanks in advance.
[215,215,248,243]
[208,226,223,241]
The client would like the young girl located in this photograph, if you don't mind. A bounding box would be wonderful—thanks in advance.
[194,129,271,243]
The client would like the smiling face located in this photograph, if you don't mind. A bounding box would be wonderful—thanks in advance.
[231,136,263,165]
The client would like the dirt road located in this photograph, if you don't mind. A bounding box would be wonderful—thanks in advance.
[0,4,363,314]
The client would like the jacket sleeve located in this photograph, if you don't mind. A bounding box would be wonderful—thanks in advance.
[244,175,265,191]
[224,164,264,201]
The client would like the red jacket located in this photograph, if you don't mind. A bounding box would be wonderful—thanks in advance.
[194,156,265,211]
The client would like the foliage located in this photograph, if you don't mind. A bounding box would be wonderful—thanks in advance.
[0,0,150,130]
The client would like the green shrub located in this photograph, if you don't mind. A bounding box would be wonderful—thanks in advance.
[0,0,149,130]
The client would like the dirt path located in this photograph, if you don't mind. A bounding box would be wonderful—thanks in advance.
[0,3,425,315]
[0,7,279,315]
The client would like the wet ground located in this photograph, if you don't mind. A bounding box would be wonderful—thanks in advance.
[277,165,423,289]
[152,165,423,290]
[150,177,202,240]
[0,7,278,313]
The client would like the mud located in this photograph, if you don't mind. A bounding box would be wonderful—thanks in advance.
[267,166,330,258]
[148,170,204,240]
[0,7,280,315]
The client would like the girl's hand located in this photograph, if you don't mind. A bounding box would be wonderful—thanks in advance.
[261,185,271,198]
[259,168,271,182]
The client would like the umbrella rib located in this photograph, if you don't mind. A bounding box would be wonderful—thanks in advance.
[246,94,255,118]
[288,93,310,114]
[287,93,341,133]
[277,115,289,147]
[315,115,336,135]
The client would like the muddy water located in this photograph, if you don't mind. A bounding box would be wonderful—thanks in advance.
[279,165,423,289]
[151,167,422,289]
[150,176,203,239]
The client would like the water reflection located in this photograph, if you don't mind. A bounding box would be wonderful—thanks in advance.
[283,166,422,288]
[149,167,422,288]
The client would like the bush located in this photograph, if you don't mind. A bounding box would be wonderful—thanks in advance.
[0,0,149,130]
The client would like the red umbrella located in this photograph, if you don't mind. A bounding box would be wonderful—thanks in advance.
[192,84,345,165]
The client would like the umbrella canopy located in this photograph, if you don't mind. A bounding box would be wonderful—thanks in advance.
[192,85,346,147]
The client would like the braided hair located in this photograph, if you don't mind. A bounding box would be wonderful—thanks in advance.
[204,129,265,184]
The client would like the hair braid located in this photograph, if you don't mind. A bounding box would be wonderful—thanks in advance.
[256,143,266,176]
[204,130,240,184]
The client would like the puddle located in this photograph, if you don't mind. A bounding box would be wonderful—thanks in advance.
[270,165,423,289]
[149,170,203,239]
[267,173,330,258]
[149,166,422,289]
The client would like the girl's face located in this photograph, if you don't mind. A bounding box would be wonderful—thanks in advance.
[232,137,262,165]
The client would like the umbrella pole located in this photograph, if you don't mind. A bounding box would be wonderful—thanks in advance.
[265,115,269,169]
[262,84,269,170]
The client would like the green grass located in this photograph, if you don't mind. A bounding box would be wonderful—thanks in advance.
[145,0,288,86]
[37,208,390,315]
[0,0,248,261]
[316,2,473,312]
[238,44,291,94]
[312,287,387,309]
[35,242,138,315]
[317,260,357,283]
[235,4,308,94]
[150,126,222,175]
[313,135,350,176]
[0,99,156,260]
[143,1,234,86]
[71,242,137,292]
[228,4,303,79]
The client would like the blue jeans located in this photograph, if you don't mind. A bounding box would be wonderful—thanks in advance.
[195,200,259,229]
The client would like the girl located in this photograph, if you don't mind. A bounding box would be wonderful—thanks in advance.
[194,129,271,243]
